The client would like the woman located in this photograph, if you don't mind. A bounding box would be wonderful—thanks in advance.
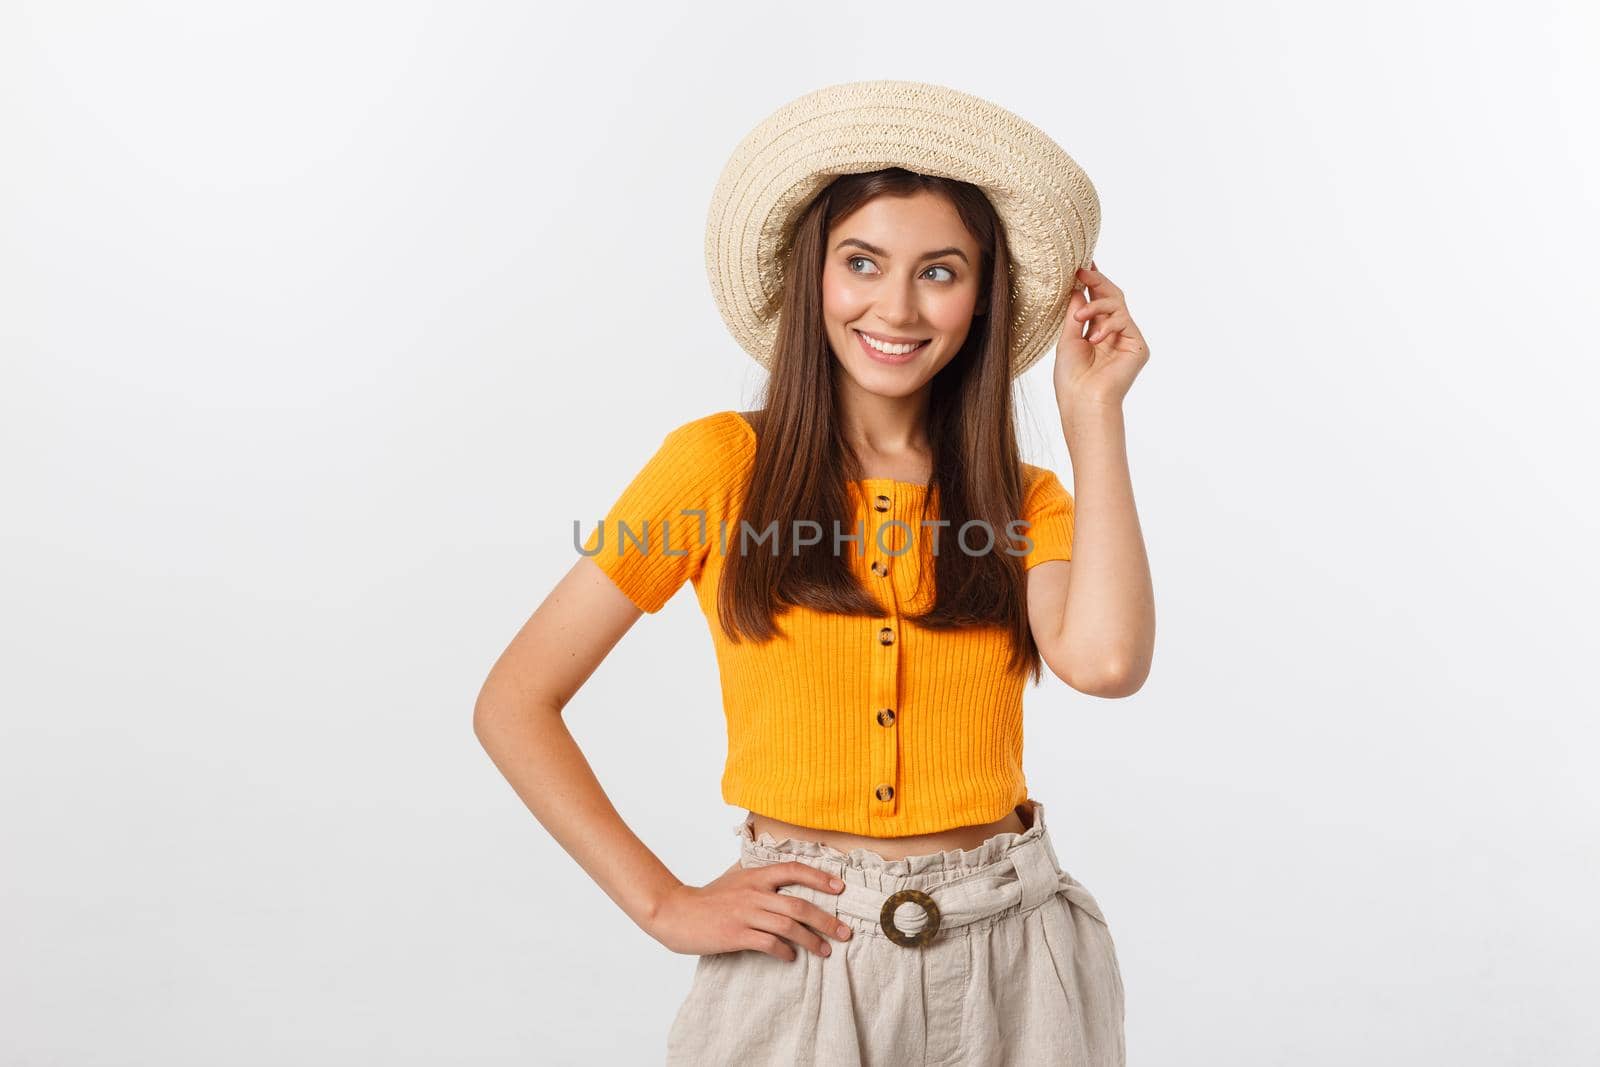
[475,80,1153,1065]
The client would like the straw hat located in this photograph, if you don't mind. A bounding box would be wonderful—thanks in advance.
[704,79,1101,378]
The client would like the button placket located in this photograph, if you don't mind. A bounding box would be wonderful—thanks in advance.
[868,485,903,827]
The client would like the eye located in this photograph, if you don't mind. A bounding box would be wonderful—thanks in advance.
[845,255,956,282]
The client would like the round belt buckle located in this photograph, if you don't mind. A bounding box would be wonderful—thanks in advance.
[879,888,940,947]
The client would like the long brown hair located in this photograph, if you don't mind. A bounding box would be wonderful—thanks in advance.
[717,167,1046,683]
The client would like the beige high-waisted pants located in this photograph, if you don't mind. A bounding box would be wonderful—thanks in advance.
[665,798,1126,1066]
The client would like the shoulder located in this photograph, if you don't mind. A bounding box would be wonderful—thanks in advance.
[1019,461,1073,512]
[660,409,757,463]
[641,409,757,495]
[1019,461,1063,495]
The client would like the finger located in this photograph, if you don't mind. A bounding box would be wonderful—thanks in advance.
[740,929,796,961]
[1109,322,1148,353]
[768,890,853,943]
[1076,264,1122,297]
[771,895,851,953]
[752,862,851,951]
[1112,321,1149,351]
[1088,312,1132,344]
[1074,280,1122,336]
[1099,326,1149,358]
[1065,285,1090,332]
[1072,297,1122,323]
[755,863,852,946]
[1089,308,1142,343]
[1058,288,1094,365]
[748,903,831,958]
[1087,303,1118,343]
[765,861,845,895]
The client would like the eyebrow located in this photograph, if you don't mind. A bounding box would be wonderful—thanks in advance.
[834,238,970,266]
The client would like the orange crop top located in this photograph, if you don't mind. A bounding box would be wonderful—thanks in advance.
[579,409,1076,837]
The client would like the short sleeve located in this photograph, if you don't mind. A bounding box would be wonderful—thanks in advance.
[1021,468,1076,568]
[580,417,736,613]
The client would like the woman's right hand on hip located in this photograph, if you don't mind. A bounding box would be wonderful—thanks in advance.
[647,861,854,961]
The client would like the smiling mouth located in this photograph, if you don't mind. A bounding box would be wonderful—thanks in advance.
[854,329,932,357]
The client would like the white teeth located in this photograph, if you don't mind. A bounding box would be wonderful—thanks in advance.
[858,331,926,355]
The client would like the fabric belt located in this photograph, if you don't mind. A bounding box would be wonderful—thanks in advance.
[766,830,1105,948]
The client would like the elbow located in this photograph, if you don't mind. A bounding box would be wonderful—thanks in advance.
[473,685,521,747]
[472,695,501,747]
[1066,657,1149,699]
[473,683,565,745]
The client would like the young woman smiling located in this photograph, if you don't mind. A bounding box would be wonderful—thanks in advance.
[475,81,1152,1065]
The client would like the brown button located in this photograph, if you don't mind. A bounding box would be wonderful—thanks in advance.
[878,626,894,645]
[875,784,895,802]
[871,560,888,577]
[874,494,891,512]
[876,707,896,727]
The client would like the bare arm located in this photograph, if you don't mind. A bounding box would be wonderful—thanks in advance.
[1028,261,1156,696]
[473,557,683,933]
[473,554,850,960]
[1029,404,1155,696]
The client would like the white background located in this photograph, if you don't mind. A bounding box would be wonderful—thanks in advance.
[3,2,1597,1063]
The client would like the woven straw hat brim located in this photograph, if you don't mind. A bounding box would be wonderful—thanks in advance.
[705,79,1100,378]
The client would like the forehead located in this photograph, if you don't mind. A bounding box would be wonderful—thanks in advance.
[828,191,974,249]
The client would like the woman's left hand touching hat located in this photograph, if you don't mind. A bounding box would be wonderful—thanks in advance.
[1054,262,1150,409]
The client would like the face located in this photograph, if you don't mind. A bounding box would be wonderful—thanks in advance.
[820,190,986,399]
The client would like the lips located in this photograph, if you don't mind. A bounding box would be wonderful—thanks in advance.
[857,329,929,346]
[854,329,931,363]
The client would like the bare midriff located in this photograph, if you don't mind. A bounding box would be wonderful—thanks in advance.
[746,800,1036,862]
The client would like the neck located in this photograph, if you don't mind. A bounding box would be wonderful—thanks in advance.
[835,382,933,461]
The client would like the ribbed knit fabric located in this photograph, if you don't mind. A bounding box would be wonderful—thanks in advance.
[580,410,1075,837]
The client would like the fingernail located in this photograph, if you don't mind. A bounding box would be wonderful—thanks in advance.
[830,878,844,890]
[820,944,831,956]
[837,924,851,938]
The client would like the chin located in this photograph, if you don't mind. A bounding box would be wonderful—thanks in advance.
[840,360,931,400]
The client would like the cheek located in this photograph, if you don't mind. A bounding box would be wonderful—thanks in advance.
[928,289,980,332]
[820,273,865,323]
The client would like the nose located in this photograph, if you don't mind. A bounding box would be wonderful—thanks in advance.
[877,277,918,327]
